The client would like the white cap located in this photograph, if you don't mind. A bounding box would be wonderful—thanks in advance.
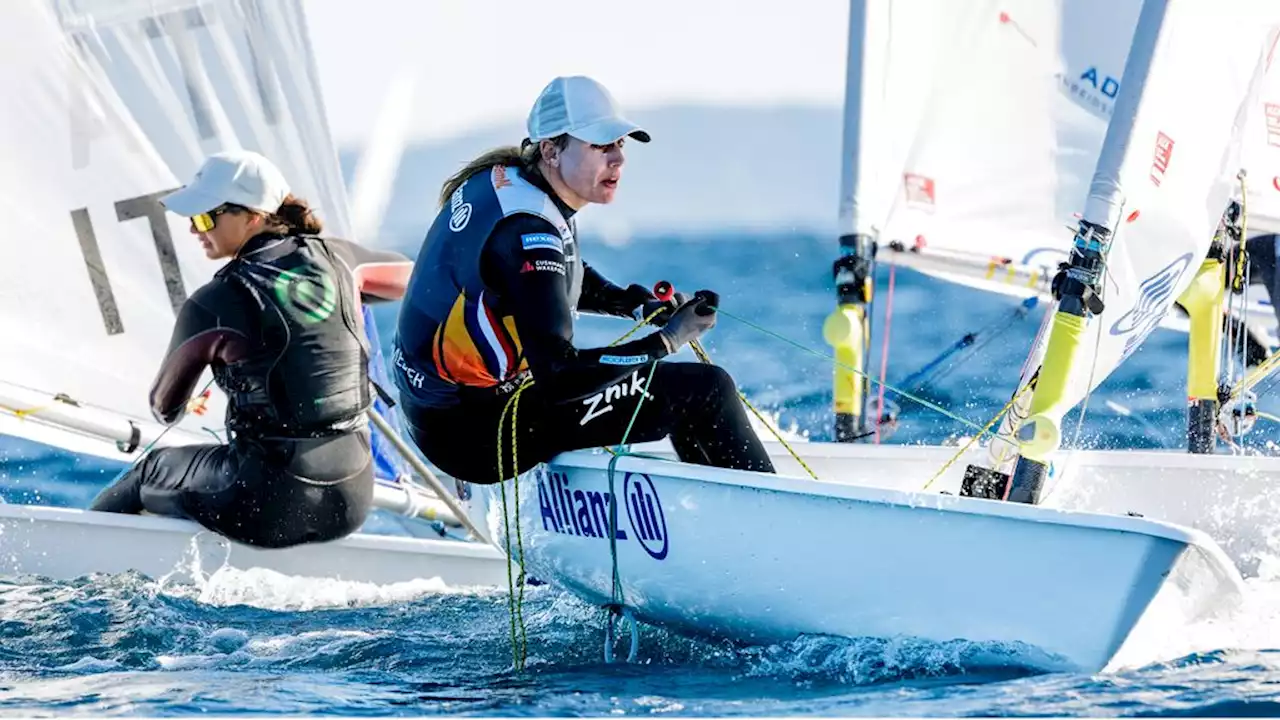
[161,150,291,216]
[526,76,651,145]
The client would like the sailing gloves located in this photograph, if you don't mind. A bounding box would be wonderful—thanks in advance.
[658,291,719,353]
[618,282,718,352]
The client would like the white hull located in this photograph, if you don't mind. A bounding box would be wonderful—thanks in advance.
[486,450,1244,673]
[0,504,508,588]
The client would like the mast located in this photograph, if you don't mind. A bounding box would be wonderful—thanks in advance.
[825,0,877,442]
[1009,0,1279,502]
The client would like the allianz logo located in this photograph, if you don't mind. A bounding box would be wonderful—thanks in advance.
[534,468,669,560]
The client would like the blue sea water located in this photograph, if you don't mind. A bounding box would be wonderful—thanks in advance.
[4,231,1280,716]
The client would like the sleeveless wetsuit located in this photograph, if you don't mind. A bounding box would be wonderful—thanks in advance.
[90,233,407,549]
[392,166,774,483]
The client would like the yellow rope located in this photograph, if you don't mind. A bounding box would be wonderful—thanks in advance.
[609,306,667,345]
[687,337,819,479]
[1,404,48,419]
[496,379,533,671]
[922,382,1034,491]
[737,389,819,480]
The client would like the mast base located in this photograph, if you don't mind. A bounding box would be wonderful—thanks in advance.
[1007,457,1050,504]
[835,413,863,443]
[1186,398,1217,454]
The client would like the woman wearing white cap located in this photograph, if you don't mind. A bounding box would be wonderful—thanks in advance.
[391,76,774,484]
[91,150,415,549]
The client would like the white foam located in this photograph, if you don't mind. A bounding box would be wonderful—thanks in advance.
[159,564,486,612]
[745,398,808,444]
[1111,568,1280,671]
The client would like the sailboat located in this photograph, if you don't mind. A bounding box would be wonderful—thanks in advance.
[490,0,1280,672]
[719,0,1280,573]
[844,0,1276,340]
[0,0,507,586]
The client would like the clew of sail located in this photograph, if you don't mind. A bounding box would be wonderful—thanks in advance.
[1017,0,1280,462]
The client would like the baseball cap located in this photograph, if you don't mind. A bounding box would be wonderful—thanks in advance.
[161,150,291,216]
[526,76,651,145]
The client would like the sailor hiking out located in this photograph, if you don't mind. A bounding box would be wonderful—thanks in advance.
[391,75,776,484]
[91,150,414,549]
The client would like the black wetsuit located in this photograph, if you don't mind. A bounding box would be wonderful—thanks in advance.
[393,165,774,484]
[91,233,406,549]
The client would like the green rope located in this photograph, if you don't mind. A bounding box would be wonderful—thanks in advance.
[509,384,529,666]
[714,308,994,437]
[496,381,532,672]
[602,358,660,662]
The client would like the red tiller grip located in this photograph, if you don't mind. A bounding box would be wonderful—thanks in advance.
[653,280,675,303]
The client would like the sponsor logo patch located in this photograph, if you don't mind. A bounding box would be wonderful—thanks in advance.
[599,353,649,366]
[1110,253,1193,361]
[521,233,564,253]
[903,173,935,208]
[449,187,471,232]
[492,165,513,188]
[1150,132,1175,186]
[520,259,565,275]
[580,370,652,425]
[536,468,669,560]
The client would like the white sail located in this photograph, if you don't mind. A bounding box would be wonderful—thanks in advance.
[0,0,227,453]
[878,0,1141,284]
[838,0,965,239]
[52,0,354,238]
[1242,31,1280,235]
[0,0,413,477]
[1038,0,1280,430]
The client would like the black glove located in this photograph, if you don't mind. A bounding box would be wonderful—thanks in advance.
[639,290,689,327]
[659,292,718,352]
